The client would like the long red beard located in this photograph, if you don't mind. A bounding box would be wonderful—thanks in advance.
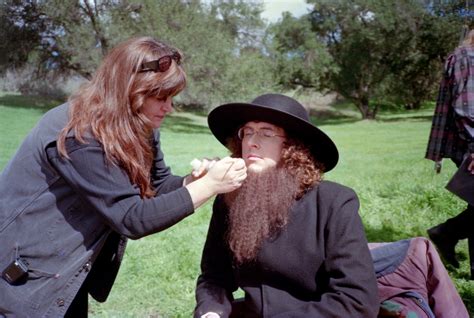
[223,168,299,264]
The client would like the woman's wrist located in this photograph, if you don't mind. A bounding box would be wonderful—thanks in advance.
[185,175,218,209]
[182,174,194,186]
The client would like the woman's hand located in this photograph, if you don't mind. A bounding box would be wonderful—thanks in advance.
[204,157,247,194]
[185,157,247,209]
[192,158,218,177]
[183,158,218,186]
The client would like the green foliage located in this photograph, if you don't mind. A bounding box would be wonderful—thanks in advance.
[134,0,237,108]
[209,0,266,49]
[373,1,462,109]
[0,1,44,71]
[0,0,272,109]
[135,0,272,108]
[267,12,336,89]
[1,94,473,316]
[308,0,421,117]
[219,50,277,103]
[2,0,471,115]
[265,0,466,119]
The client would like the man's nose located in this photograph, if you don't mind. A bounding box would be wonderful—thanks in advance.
[246,134,260,148]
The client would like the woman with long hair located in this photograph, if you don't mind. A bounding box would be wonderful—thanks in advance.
[0,36,246,317]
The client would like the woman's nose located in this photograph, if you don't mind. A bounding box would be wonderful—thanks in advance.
[163,98,173,113]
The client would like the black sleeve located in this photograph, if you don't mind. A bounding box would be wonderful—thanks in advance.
[194,196,237,318]
[46,138,194,240]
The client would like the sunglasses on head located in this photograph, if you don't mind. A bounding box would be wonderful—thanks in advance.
[138,51,181,73]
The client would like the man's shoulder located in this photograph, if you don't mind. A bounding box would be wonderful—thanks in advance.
[301,181,359,218]
[309,180,357,201]
[316,180,354,193]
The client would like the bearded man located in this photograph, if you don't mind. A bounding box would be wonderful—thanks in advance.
[194,93,379,318]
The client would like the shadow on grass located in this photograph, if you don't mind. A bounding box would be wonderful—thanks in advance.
[309,107,434,126]
[0,93,64,111]
[308,97,436,125]
[160,113,210,135]
[376,114,434,123]
[364,224,410,243]
[0,94,211,135]
[0,93,435,130]
[309,108,361,126]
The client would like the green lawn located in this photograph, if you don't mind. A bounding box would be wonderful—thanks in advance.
[1,92,473,317]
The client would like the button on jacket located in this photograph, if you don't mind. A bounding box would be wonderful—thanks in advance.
[0,103,194,317]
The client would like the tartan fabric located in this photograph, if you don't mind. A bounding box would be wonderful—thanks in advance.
[426,47,474,164]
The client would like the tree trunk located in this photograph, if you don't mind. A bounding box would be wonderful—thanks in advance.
[404,100,422,110]
[353,96,377,119]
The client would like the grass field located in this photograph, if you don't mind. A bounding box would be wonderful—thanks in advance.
[1,92,473,317]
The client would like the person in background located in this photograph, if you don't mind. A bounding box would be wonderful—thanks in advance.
[425,29,474,279]
[0,36,246,317]
[194,93,380,318]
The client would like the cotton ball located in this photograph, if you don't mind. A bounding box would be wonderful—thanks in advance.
[190,158,202,171]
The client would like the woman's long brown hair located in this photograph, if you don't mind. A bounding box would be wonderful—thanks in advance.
[57,37,186,198]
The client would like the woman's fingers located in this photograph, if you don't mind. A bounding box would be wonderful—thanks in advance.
[204,157,247,193]
[190,157,220,178]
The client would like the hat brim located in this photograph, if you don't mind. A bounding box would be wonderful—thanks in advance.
[208,102,339,172]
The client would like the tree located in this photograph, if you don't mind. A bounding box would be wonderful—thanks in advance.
[307,0,429,118]
[269,0,466,119]
[315,0,469,117]
[0,0,275,108]
[209,0,266,50]
[0,1,47,72]
[266,12,336,90]
[371,0,464,109]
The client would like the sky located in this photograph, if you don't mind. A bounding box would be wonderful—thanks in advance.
[261,0,313,23]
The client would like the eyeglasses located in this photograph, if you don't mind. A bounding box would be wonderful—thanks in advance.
[237,126,286,141]
[138,51,181,73]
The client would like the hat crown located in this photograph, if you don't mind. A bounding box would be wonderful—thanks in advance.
[251,94,309,122]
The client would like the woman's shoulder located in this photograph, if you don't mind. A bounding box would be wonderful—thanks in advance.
[40,103,69,124]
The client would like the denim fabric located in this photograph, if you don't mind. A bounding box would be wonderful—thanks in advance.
[371,239,410,278]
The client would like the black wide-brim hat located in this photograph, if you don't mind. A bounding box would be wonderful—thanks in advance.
[208,93,339,172]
